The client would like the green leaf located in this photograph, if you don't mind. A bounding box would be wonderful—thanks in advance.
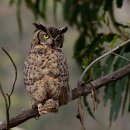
[16,0,22,35]
[34,0,40,19]
[70,3,80,26]
[122,76,129,115]
[82,57,89,66]
[109,35,119,48]
[24,0,46,20]
[53,0,58,23]
[42,0,47,13]
[83,96,96,119]
[104,82,116,105]
[104,52,129,124]
[109,76,128,124]
[41,0,47,20]
[9,0,16,5]
[124,43,130,53]
[86,33,105,57]
[128,104,130,112]
[103,55,115,75]
[109,92,122,125]
[24,0,34,8]
[74,32,86,62]
[63,0,74,21]
[104,0,113,11]
[116,0,123,8]
[99,14,106,23]
[93,62,102,77]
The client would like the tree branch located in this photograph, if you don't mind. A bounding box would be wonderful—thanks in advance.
[0,63,130,130]
[71,63,130,100]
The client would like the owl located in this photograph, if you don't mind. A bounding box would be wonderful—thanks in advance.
[24,23,70,115]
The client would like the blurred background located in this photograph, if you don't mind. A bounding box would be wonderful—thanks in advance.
[1,0,130,130]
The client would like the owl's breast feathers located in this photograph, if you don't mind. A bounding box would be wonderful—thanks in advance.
[24,44,69,105]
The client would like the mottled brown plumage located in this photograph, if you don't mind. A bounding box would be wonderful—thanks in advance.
[24,23,70,114]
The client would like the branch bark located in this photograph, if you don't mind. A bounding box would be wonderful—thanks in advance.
[0,63,130,130]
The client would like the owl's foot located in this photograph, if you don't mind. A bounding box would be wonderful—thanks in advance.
[32,104,38,109]
[77,80,85,88]
[31,104,40,119]
[38,99,59,115]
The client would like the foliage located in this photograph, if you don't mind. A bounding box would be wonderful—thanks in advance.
[9,0,130,124]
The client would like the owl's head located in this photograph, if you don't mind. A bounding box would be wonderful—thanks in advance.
[31,22,68,49]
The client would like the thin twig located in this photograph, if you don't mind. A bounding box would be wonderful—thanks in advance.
[77,96,86,130]
[1,47,17,97]
[0,83,10,130]
[112,52,130,62]
[88,82,99,111]
[1,47,18,130]
[79,38,130,83]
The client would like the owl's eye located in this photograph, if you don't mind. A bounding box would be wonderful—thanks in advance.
[43,34,49,39]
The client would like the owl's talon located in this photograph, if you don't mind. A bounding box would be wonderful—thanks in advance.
[77,80,85,88]
[38,108,58,115]
[38,103,48,115]
[39,110,48,115]
[38,99,59,115]
[22,109,26,112]
[32,104,38,109]
[35,116,40,120]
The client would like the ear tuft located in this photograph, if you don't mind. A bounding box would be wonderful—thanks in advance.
[59,26,68,34]
[33,22,47,33]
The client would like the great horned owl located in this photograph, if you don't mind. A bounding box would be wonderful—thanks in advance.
[24,23,70,114]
